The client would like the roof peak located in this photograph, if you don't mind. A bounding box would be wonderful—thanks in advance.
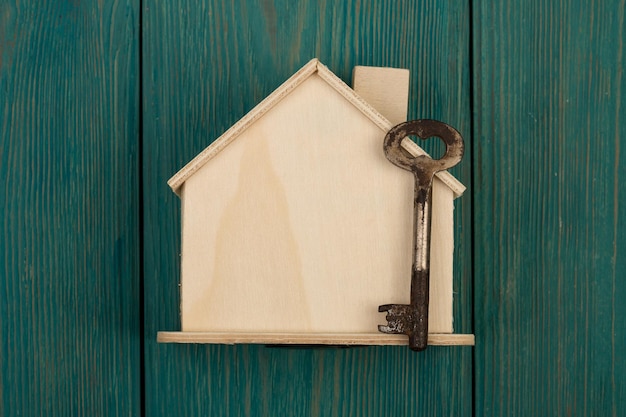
[168,58,465,197]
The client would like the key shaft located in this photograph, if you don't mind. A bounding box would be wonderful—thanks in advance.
[378,120,464,351]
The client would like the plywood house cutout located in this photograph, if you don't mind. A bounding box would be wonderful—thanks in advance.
[158,59,474,346]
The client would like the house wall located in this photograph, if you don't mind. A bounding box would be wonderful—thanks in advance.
[179,74,455,334]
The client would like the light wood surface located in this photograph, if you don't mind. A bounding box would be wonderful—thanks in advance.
[157,331,475,346]
[352,65,410,125]
[173,60,465,336]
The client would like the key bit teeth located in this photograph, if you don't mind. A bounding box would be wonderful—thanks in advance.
[379,321,404,334]
[378,303,412,334]
[378,304,393,313]
[378,324,400,334]
[378,303,413,317]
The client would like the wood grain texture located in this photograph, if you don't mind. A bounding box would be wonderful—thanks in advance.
[175,64,459,335]
[156,332,475,346]
[0,1,140,415]
[352,65,410,125]
[143,0,472,415]
[473,1,626,416]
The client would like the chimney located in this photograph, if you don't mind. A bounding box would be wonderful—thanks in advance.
[352,65,410,125]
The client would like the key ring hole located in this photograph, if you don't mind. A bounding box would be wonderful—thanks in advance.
[407,135,447,160]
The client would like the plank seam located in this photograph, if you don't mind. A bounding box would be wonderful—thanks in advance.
[138,1,146,416]
[468,0,478,416]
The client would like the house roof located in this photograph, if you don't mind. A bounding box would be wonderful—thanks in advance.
[168,58,465,197]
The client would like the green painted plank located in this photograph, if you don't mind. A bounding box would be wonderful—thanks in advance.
[0,1,140,415]
[142,1,472,415]
[473,1,626,416]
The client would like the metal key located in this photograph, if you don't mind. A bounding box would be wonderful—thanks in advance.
[378,120,464,351]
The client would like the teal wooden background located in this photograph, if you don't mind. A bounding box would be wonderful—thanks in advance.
[1,0,624,415]
[473,2,626,416]
[0,0,140,415]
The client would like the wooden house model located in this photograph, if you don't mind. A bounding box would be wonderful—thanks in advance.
[158,59,473,346]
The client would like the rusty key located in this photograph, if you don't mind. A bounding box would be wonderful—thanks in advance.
[378,120,464,351]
